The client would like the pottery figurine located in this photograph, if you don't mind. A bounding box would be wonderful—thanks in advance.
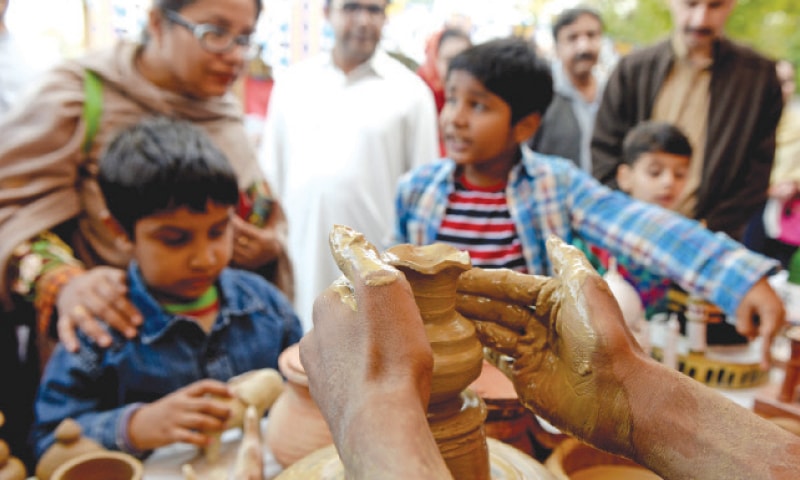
[232,405,264,480]
[35,418,104,480]
[204,368,284,462]
[264,343,333,468]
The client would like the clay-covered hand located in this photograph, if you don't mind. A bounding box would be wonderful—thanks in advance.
[456,235,643,456]
[128,379,232,452]
[734,277,786,369]
[299,225,433,439]
[230,214,284,271]
[300,226,449,478]
[56,265,143,352]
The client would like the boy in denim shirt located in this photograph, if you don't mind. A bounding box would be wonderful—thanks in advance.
[394,38,784,367]
[32,117,302,459]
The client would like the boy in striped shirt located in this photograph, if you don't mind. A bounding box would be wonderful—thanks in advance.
[393,37,784,367]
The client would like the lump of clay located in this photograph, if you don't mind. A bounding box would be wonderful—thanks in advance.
[35,419,104,480]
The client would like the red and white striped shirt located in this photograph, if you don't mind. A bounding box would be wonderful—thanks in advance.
[436,174,527,272]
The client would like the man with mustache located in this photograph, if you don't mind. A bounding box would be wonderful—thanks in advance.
[592,0,783,243]
[258,0,438,330]
[528,7,605,173]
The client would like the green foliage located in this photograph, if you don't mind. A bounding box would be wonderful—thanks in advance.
[588,0,800,83]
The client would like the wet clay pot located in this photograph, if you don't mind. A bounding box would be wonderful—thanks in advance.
[50,451,142,480]
[385,243,489,480]
[35,419,104,480]
[264,344,333,468]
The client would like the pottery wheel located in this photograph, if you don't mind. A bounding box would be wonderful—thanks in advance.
[275,438,556,479]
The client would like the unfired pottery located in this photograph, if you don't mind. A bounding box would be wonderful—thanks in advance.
[385,242,489,480]
[35,418,104,480]
[275,438,557,480]
[0,411,26,480]
[205,368,284,462]
[545,438,662,480]
[50,450,142,480]
[263,344,333,468]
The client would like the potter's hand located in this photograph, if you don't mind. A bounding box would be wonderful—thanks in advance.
[457,235,642,455]
[734,277,786,369]
[300,225,450,479]
[128,379,233,452]
[56,266,142,352]
[231,212,284,270]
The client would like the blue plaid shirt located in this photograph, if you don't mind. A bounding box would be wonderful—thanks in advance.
[32,263,302,459]
[394,147,779,316]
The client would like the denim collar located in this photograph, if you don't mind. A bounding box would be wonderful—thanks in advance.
[126,262,269,344]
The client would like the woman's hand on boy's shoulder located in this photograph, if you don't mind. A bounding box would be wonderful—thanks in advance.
[56,266,142,352]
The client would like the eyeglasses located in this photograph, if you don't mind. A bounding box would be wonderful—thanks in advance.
[163,10,258,58]
[339,2,386,17]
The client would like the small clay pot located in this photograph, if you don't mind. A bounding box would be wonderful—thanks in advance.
[264,344,333,468]
[50,451,142,480]
[35,419,104,480]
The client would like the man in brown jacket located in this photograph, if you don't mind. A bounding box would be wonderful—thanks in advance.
[591,0,783,241]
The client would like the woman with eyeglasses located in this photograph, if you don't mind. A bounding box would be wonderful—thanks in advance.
[0,0,291,470]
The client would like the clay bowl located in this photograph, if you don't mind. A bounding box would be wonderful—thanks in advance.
[50,451,142,480]
[545,438,662,480]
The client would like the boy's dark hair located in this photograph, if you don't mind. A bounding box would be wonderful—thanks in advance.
[622,121,693,166]
[448,37,553,125]
[98,117,240,238]
[437,28,471,52]
[552,6,603,41]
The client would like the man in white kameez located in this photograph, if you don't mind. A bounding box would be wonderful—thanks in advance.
[259,0,438,329]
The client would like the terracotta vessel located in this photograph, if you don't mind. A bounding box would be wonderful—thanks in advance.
[50,450,142,480]
[35,418,104,480]
[385,242,489,480]
[264,343,333,468]
[545,438,661,480]
[0,411,26,480]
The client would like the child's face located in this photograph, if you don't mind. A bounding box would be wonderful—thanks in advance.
[132,201,233,303]
[440,70,522,179]
[617,151,690,210]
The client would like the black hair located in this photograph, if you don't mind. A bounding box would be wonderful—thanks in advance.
[552,6,603,40]
[143,0,263,43]
[622,121,693,166]
[437,28,471,52]
[156,0,263,17]
[447,37,553,125]
[98,117,240,238]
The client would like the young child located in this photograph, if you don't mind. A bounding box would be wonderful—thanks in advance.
[393,37,783,364]
[579,121,692,314]
[31,117,303,459]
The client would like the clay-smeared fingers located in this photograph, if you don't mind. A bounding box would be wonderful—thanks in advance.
[457,268,550,305]
[545,235,597,278]
[472,320,523,357]
[456,293,537,332]
[328,224,401,289]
